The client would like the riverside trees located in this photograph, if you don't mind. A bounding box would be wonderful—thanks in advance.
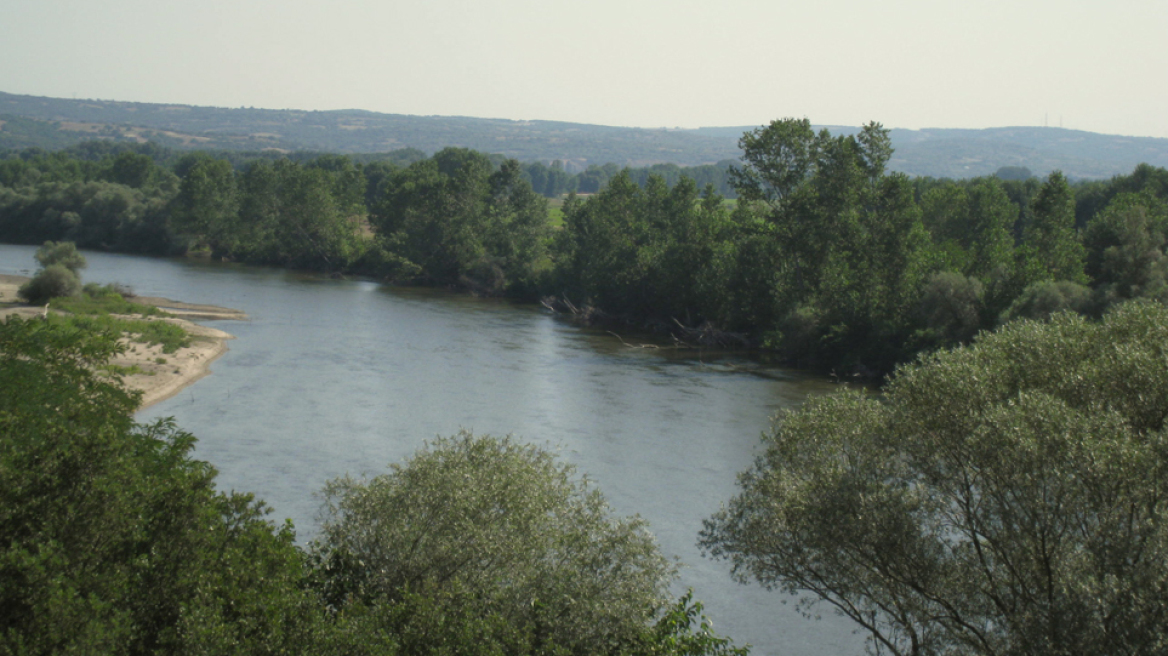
[368,148,551,291]
[0,317,320,654]
[1,315,742,655]
[700,301,1168,656]
[5,131,1168,373]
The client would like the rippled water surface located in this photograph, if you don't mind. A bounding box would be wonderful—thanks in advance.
[1,244,865,656]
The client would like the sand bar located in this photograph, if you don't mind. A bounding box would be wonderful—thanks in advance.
[0,275,245,411]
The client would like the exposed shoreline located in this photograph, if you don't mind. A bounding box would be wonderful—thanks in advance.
[0,274,244,411]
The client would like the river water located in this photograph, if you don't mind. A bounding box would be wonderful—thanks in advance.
[1,244,865,656]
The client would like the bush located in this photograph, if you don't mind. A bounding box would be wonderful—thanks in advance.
[312,431,677,655]
[915,271,984,347]
[18,264,81,305]
[33,240,86,274]
[999,279,1093,323]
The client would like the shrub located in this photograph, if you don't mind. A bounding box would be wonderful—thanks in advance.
[18,264,81,305]
[33,240,86,274]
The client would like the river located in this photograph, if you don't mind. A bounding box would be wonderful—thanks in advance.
[0,244,865,656]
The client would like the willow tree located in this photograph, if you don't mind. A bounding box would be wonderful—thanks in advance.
[702,301,1168,656]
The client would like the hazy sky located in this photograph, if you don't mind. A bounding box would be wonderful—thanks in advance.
[2,0,1165,138]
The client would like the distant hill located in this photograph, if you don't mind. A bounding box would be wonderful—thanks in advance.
[2,91,1166,180]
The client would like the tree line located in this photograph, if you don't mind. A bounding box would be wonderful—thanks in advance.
[2,123,1167,374]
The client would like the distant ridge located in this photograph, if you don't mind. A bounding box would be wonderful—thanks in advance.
[2,91,1166,179]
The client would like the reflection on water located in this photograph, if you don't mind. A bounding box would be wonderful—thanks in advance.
[0,244,865,656]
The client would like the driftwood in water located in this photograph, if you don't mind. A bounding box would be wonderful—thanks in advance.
[540,295,753,349]
[669,318,750,348]
[539,295,609,325]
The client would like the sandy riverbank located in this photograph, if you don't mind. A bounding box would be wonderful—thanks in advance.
[0,274,245,411]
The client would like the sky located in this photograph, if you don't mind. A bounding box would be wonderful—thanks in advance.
[1,0,1165,138]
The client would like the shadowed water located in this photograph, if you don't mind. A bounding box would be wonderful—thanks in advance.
[1,244,865,656]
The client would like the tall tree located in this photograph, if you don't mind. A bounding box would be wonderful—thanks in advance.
[1018,171,1087,284]
[702,300,1168,656]
[170,157,238,254]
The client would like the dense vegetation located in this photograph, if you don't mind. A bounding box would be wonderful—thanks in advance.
[0,316,744,655]
[702,300,1168,656]
[2,121,1168,375]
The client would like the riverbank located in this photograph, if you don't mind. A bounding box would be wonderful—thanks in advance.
[0,274,244,410]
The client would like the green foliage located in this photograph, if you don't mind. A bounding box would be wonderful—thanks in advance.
[0,317,321,654]
[702,300,1168,656]
[5,135,1168,378]
[1083,192,1168,306]
[52,282,167,317]
[234,159,368,270]
[729,121,934,370]
[635,591,750,656]
[553,173,740,328]
[1000,279,1093,324]
[103,151,160,189]
[18,240,88,304]
[371,148,550,291]
[18,263,81,304]
[0,179,174,254]
[33,239,86,273]
[170,156,238,252]
[312,430,677,655]
[44,312,191,353]
[1017,171,1088,285]
[914,271,984,348]
[919,179,1016,281]
[730,118,818,204]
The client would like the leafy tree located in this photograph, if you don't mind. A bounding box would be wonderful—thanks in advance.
[554,172,647,313]
[0,317,322,654]
[482,158,552,292]
[312,430,678,655]
[1017,171,1087,285]
[920,179,1016,283]
[962,179,1017,285]
[999,279,1094,323]
[268,162,365,270]
[730,118,818,204]
[170,157,238,253]
[18,240,86,304]
[371,148,549,290]
[1083,192,1168,305]
[914,271,984,348]
[104,151,157,189]
[18,264,81,304]
[221,159,367,270]
[371,148,493,283]
[702,300,1168,656]
[33,239,86,273]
